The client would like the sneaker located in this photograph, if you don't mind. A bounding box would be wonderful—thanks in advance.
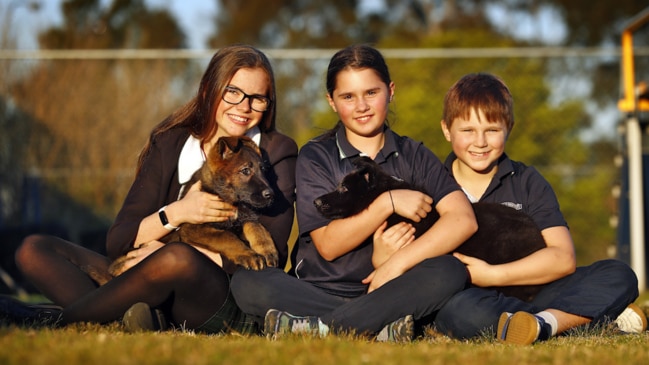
[263,309,329,339]
[122,302,168,332]
[0,294,62,327]
[614,303,648,333]
[497,311,550,345]
[375,315,414,343]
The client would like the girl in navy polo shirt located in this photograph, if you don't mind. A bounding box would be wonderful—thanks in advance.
[231,44,478,341]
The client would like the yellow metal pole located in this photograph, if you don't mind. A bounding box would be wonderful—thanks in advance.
[618,31,636,112]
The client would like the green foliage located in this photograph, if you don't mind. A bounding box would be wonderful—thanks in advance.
[2,0,193,227]
[209,0,366,48]
[537,0,649,46]
[39,0,186,49]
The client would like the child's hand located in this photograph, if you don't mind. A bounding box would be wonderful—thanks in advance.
[387,189,433,222]
[453,252,495,287]
[114,240,165,275]
[371,221,415,268]
[362,259,407,293]
[178,181,237,224]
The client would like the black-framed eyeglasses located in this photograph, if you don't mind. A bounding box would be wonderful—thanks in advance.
[222,86,271,112]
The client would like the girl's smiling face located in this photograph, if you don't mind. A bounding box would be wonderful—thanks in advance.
[213,67,269,140]
[327,68,394,140]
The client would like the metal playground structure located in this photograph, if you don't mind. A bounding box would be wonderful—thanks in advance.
[617,6,649,292]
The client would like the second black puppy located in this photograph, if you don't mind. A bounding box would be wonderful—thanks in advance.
[314,156,546,302]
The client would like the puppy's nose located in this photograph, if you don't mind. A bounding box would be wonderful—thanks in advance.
[262,189,274,200]
[313,198,322,207]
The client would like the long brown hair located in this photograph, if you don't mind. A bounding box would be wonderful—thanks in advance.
[136,44,277,173]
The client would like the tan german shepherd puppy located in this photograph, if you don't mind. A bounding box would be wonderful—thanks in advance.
[86,136,278,285]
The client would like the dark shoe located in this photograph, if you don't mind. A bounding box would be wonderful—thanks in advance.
[375,315,414,343]
[122,302,168,332]
[0,294,62,327]
[263,309,329,339]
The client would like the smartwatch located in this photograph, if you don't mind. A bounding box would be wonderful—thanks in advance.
[158,206,179,231]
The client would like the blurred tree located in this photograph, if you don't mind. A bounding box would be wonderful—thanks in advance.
[39,0,186,49]
[4,0,192,238]
[523,0,647,46]
[208,0,372,48]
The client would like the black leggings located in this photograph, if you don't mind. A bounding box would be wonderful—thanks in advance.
[16,235,230,329]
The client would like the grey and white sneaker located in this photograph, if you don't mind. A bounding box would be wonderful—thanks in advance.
[263,309,329,339]
[375,315,414,343]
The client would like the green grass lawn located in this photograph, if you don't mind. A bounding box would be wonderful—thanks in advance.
[1,322,648,365]
[2,294,649,364]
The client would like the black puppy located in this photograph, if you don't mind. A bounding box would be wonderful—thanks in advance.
[314,156,546,302]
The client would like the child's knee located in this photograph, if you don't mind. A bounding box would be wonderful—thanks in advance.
[15,234,48,271]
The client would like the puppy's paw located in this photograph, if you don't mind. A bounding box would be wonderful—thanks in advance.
[80,265,113,286]
[231,252,268,271]
[263,251,279,268]
[108,255,135,277]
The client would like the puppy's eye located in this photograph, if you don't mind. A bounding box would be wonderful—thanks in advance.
[338,184,348,193]
[240,167,251,176]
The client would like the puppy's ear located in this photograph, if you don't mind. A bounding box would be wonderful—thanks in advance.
[353,156,374,169]
[240,136,261,155]
[216,136,243,160]
[362,171,371,184]
[360,168,377,190]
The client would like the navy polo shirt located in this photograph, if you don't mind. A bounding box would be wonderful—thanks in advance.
[292,126,460,297]
[443,152,567,231]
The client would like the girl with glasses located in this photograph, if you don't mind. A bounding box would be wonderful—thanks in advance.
[7,45,297,334]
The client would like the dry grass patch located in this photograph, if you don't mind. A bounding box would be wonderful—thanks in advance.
[1,321,648,365]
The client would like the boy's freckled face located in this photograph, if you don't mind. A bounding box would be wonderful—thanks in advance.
[443,108,508,174]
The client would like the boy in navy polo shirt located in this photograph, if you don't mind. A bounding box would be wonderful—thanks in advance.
[434,72,645,344]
